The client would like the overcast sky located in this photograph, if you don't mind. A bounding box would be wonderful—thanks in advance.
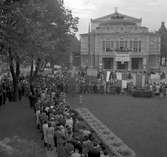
[64,0,167,35]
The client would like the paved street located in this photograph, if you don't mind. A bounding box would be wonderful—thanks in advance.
[68,94,167,157]
[0,98,46,157]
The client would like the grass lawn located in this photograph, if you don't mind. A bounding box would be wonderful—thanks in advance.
[68,94,167,157]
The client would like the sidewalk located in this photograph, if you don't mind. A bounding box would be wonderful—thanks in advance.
[0,97,46,157]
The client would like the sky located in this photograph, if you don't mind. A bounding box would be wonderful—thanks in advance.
[64,0,167,36]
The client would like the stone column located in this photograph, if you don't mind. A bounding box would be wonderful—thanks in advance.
[143,57,147,70]
[128,58,131,71]
[113,57,117,71]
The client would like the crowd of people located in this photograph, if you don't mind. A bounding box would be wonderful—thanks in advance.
[146,82,167,97]
[75,71,122,95]
[0,77,29,107]
[76,70,167,97]
[29,74,113,157]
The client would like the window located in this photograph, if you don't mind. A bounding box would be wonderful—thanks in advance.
[133,41,138,52]
[130,40,133,50]
[118,40,129,51]
[120,41,124,50]
[160,57,167,66]
[106,40,110,51]
[102,40,105,51]
[103,40,114,52]
[110,41,114,49]
[132,58,143,69]
[103,58,114,69]
[116,41,119,50]
[138,40,141,52]
[125,41,128,48]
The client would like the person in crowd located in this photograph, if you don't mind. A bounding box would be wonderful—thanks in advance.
[88,142,101,157]
[82,135,92,157]
[42,120,48,147]
[18,82,22,101]
[36,108,41,129]
[0,87,3,107]
[56,125,66,157]
[46,122,55,151]
[2,84,6,105]
[6,85,12,102]
[155,83,160,95]
[100,150,110,157]
[64,140,74,157]
[71,148,81,157]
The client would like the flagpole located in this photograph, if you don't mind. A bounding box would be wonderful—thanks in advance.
[88,22,91,68]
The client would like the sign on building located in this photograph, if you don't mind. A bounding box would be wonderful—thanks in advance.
[115,54,130,63]
[87,68,97,77]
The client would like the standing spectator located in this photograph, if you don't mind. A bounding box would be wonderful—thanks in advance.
[100,150,110,157]
[36,109,41,129]
[71,148,81,157]
[88,142,101,157]
[0,87,3,107]
[42,121,48,147]
[56,126,66,157]
[64,140,74,157]
[46,122,55,151]
[162,84,166,98]
[18,82,22,101]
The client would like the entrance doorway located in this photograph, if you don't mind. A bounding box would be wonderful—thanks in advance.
[132,58,143,70]
[103,58,113,69]
[117,61,128,70]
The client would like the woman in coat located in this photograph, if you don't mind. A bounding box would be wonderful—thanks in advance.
[46,122,55,151]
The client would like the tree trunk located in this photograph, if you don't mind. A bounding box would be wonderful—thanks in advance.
[31,58,41,82]
[29,58,41,94]
[8,47,20,101]
[29,57,34,84]
[13,77,18,102]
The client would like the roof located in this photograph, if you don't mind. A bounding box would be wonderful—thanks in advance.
[99,20,136,26]
[92,11,142,23]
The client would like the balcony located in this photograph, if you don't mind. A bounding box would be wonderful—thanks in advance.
[105,47,141,53]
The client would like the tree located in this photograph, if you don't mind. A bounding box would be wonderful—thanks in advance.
[0,0,79,100]
[18,0,79,82]
[0,1,28,100]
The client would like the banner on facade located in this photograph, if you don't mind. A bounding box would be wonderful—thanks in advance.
[150,73,160,82]
[122,80,128,89]
[116,72,122,80]
[115,54,130,63]
[106,71,111,82]
[87,68,97,77]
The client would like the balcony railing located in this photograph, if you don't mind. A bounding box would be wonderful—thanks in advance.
[105,48,141,53]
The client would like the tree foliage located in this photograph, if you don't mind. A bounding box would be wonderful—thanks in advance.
[0,0,79,100]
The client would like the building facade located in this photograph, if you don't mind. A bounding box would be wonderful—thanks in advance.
[80,11,160,73]
[158,22,167,72]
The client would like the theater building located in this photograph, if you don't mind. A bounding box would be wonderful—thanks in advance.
[80,10,161,74]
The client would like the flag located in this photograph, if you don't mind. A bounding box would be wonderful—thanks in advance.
[109,72,112,80]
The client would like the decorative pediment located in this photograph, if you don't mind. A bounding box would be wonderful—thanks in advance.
[92,11,142,24]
